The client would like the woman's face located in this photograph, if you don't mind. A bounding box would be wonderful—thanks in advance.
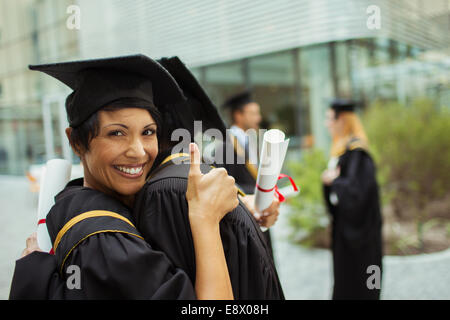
[80,107,158,199]
[325,109,341,137]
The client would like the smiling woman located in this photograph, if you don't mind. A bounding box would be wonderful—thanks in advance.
[67,105,161,208]
[9,55,237,300]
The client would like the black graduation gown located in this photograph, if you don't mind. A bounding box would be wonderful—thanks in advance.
[9,180,195,300]
[323,148,383,300]
[155,56,275,262]
[132,156,285,300]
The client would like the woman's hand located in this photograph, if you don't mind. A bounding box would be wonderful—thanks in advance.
[321,167,340,186]
[21,232,43,258]
[239,194,280,228]
[186,143,239,227]
[258,198,280,228]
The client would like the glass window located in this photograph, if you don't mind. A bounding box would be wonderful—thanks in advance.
[203,61,246,125]
[348,39,378,104]
[0,105,45,175]
[347,38,440,107]
[248,51,299,141]
[334,41,352,98]
[298,44,335,151]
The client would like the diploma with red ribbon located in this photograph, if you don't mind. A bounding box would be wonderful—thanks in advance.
[254,129,296,213]
[256,173,298,203]
[36,159,72,253]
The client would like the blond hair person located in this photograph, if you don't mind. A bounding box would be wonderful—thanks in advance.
[322,99,383,300]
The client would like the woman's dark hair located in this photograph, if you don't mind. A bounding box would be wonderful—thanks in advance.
[69,103,162,155]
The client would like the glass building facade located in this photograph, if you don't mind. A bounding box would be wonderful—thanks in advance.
[0,0,449,175]
[191,38,449,156]
[0,0,79,174]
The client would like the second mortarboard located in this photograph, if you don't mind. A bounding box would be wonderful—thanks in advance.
[329,98,357,113]
[158,56,228,136]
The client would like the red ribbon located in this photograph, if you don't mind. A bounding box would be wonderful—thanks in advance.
[256,173,298,203]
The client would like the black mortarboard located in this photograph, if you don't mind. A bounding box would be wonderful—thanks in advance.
[158,56,228,137]
[329,98,357,113]
[29,54,185,127]
[222,90,254,112]
[156,57,255,182]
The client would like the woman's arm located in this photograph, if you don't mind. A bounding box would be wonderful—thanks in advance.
[186,143,237,300]
[16,192,197,300]
[330,151,368,215]
[15,231,197,299]
[189,219,233,299]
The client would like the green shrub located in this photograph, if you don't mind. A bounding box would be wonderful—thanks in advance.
[363,98,450,249]
[286,149,330,247]
[363,99,450,219]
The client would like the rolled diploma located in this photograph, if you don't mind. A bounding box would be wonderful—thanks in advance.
[37,159,72,252]
[254,129,289,213]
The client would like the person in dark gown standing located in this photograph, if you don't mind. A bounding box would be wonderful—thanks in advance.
[321,99,383,300]
[132,57,284,299]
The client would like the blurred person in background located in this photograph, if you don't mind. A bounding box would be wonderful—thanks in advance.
[222,91,279,260]
[0,147,7,172]
[321,99,383,300]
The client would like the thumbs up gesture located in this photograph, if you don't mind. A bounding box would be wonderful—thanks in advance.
[186,143,239,226]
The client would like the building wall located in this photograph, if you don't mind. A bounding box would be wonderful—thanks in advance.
[0,0,448,174]
[77,0,449,66]
[0,0,79,174]
[73,0,449,154]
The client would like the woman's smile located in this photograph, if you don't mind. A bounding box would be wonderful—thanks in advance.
[113,163,146,178]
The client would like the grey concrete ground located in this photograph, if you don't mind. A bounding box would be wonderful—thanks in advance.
[0,175,449,299]
[0,175,37,299]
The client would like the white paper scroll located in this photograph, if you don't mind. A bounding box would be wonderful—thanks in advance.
[37,159,72,252]
[254,129,289,213]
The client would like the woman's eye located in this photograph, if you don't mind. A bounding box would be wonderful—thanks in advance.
[108,130,124,136]
[143,129,155,136]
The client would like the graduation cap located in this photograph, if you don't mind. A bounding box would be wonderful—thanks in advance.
[329,98,357,113]
[152,56,229,166]
[29,54,186,127]
[157,57,257,184]
[222,90,254,113]
[158,56,228,136]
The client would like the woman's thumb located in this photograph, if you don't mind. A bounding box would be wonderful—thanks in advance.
[189,142,201,176]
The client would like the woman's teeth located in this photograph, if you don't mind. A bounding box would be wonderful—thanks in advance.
[114,165,143,175]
